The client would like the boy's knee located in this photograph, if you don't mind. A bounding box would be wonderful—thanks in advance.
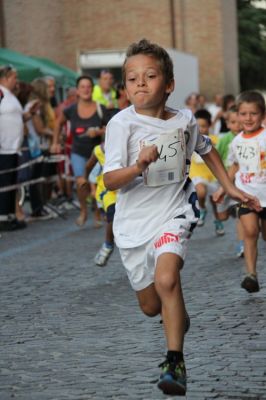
[216,211,229,221]
[156,272,179,293]
[140,302,160,317]
[245,227,259,240]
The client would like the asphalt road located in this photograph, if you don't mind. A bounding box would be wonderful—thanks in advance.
[0,203,265,400]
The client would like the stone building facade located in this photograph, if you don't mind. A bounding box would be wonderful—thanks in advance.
[0,0,239,100]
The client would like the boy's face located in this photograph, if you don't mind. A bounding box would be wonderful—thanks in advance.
[196,118,210,135]
[124,54,174,114]
[238,102,264,133]
[226,111,242,135]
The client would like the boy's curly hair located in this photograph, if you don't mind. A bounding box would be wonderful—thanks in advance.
[122,39,174,85]
[236,90,266,115]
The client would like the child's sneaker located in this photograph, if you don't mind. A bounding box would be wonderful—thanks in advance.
[158,358,187,396]
[236,240,244,258]
[197,209,207,227]
[214,220,225,236]
[241,274,260,293]
[30,208,54,221]
[94,243,114,267]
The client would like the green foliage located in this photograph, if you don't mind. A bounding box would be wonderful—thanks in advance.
[237,0,266,90]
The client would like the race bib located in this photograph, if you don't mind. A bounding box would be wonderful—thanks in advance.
[235,140,260,173]
[140,129,186,187]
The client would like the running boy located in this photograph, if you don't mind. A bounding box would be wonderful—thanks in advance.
[189,108,225,235]
[215,91,266,293]
[77,143,117,266]
[216,106,245,257]
[103,39,261,396]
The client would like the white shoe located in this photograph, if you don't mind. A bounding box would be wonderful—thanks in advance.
[214,220,225,236]
[94,243,114,266]
[197,209,207,227]
[236,241,244,258]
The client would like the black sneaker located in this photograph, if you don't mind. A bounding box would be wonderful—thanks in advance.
[158,358,187,396]
[241,274,260,293]
[0,218,27,231]
[30,208,54,221]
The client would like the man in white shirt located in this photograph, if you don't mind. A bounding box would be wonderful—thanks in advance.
[0,65,36,230]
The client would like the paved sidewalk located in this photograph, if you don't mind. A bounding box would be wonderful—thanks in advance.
[0,208,265,399]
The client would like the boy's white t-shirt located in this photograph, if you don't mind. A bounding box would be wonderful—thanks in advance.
[104,105,212,248]
[227,128,266,206]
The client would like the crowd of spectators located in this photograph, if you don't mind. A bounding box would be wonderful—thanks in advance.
[0,62,249,233]
[0,66,128,231]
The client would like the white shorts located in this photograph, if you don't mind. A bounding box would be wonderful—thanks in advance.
[192,177,219,195]
[216,194,238,213]
[119,215,196,292]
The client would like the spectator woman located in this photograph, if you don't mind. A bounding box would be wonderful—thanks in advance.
[52,75,109,226]
[24,78,54,219]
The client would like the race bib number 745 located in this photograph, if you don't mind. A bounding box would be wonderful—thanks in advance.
[140,129,186,187]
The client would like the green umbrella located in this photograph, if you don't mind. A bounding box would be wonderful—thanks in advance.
[31,56,78,87]
[0,48,64,84]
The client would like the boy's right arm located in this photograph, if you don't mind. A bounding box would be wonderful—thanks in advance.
[104,144,159,191]
[104,165,142,191]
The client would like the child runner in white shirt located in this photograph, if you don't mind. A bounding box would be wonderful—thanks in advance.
[189,108,225,236]
[216,106,245,257]
[103,39,261,396]
[216,91,266,293]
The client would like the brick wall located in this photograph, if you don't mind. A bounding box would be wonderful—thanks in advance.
[1,0,239,99]
[182,0,224,96]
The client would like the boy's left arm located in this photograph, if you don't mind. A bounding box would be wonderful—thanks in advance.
[201,146,262,211]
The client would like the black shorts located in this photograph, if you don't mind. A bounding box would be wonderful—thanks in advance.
[238,204,266,220]
[42,150,57,179]
[0,153,18,215]
[106,203,115,223]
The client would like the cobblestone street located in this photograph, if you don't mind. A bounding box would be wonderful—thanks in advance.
[0,207,265,400]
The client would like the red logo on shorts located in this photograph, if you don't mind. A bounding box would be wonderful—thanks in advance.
[154,232,179,249]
